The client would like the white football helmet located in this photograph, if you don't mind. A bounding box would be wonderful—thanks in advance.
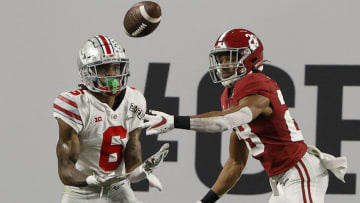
[77,35,129,96]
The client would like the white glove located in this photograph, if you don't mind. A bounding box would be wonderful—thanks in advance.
[196,201,203,203]
[143,110,174,135]
[128,143,169,191]
[86,167,126,186]
[143,143,169,172]
[147,173,163,191]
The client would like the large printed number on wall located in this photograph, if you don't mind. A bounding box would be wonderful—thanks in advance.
[99,126,127,171]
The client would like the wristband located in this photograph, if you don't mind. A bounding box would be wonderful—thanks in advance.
[201,189,219,203]
[174,116,190,129]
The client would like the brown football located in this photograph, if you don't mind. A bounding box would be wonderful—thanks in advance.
[123,1,161,37]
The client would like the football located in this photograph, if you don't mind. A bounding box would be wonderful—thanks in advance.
[123,1,161,37]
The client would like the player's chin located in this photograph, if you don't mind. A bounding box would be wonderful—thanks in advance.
[222,74,232,79]
[104,92,120,97]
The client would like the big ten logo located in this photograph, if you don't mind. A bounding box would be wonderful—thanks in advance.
[95,116,103,123]
[91,116,103,125]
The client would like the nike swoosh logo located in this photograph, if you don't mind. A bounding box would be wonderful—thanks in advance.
[150,116,166,129]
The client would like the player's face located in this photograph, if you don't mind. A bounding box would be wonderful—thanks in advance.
[218,55,237,79]
[96,63,122,86]
[96,63,122,77]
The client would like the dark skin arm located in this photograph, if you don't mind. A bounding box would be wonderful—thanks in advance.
[56,118,88,187]
[211,130,249,195]
[190,94,272,119]
[124,127,143,172]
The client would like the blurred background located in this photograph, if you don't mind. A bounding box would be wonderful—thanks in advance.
[0,0,359,202]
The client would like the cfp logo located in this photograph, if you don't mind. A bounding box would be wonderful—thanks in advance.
[129,103,145,119]
[245,33,259,51]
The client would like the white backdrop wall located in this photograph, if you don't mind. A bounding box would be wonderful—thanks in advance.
[0,0,359,202]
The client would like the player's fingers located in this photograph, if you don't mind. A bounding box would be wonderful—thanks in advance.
[159,143,170,151]
[107,172,116,178]
[142,120,160,128]
[143,114,153,121]
[146,128,158,136]
[144,114,162,122]
[149,110,163,116]
[142,114,161,128]
[161,149,169,159]
[89,167,101,176]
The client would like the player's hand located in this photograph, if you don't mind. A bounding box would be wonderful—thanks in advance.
[196,201,203,203]
[86,167,126,186]
[143,143,169,172]
[143,110,174,135]
[143,143,169,191]
[147,173,163,191]
[128,143,169,191]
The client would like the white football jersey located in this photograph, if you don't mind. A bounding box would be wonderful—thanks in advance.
[53,87,146,177]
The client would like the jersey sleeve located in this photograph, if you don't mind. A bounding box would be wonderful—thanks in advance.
[53,92,83,134]
[232,73,271,102]
[126,89,147,133]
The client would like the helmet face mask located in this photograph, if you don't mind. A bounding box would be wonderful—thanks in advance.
[209,48,250,85]
[79,61,129,96]
[77,35,129,96]
[208,29,264,87]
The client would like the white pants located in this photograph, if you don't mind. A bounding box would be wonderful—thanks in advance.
[61,179,142,203]
[268,152,329,203]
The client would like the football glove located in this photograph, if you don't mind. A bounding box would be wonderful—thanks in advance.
[128,143,170,191]
[143,110,174,135]
[143,143,169,172]
[86,167,126,186]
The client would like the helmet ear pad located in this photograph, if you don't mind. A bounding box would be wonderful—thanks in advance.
[243,47,264,72]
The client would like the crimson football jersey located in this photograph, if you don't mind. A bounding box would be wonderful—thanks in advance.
[221,73,307,177]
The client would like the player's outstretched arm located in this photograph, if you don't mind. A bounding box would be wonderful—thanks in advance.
[56,118,92,187]
[198,131,249,203]
[143,94,272,135]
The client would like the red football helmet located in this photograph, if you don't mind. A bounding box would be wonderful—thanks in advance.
[209,29,264,87]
